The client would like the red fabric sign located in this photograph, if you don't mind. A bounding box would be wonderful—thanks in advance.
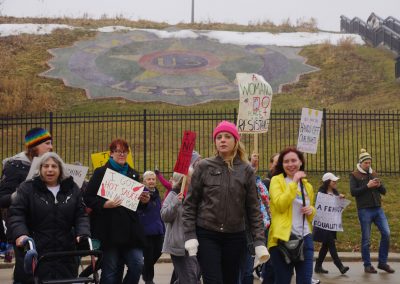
[173,131,197,175]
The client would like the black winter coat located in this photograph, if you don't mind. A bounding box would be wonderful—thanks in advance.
[0,158,31,208]
[8,176,90,282]
[350,170,386,209]
[84,162,146,250]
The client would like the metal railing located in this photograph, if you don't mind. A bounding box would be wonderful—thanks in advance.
[340,14,400,54]
[1,109,400,177]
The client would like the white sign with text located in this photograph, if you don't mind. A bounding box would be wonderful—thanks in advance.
[236,73,273,134]
[297,108,323,154]
[313,192,351,232]
[97,168,144,211]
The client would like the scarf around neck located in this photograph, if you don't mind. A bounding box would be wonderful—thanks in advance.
[109,158,129,176]
[357,163,373,174]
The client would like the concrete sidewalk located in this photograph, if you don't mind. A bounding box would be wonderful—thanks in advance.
[1,252,399,269]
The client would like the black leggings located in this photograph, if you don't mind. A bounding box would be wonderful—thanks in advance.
[317,239,340,264]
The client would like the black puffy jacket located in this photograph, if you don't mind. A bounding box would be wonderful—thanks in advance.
[8,176,90,282]
[8,176,90,251]
[0,154,31,209]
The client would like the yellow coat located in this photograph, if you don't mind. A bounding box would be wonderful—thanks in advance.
[267,173,316,249]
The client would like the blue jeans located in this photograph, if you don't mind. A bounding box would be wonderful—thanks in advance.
[238,248,254,284]
[357,207,390,267]
[100,247,144,284]
[270,234,313,284]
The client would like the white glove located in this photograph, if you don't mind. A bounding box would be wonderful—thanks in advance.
[184,239,199,256]
[254,245,270,267]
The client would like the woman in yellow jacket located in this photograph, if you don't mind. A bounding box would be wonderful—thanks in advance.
[267,147,316,284]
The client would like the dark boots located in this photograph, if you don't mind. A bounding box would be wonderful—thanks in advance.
[314,261,329,274]
[334,260,349,274]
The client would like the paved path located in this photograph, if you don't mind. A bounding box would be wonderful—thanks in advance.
[0,261,398,283]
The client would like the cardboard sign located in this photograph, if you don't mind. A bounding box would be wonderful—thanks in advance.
[173,131,196,175]
[313,192,351,232]
[26,157,89,188]
[297,108,323,154]
[236,73,273,133]
[91,148,134,169]
[97,168,144,211]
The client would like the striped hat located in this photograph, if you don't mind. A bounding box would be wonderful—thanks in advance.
[25,127,52,148]
[359,148,372,163]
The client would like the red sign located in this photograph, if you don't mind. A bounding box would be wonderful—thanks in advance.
[173,131,197,175]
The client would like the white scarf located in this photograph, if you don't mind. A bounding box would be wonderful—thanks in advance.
[357,163,373,174]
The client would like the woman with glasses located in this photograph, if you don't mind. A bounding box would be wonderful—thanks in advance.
[84,138,150,284]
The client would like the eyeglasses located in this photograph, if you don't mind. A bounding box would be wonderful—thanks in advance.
[113,150,128,156]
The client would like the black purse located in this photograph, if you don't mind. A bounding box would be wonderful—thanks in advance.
[277,234,304,264]
[277,181,306,264]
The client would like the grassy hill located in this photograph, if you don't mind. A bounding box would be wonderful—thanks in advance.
[0,16,398,115]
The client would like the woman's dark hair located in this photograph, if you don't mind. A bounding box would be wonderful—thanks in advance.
[274,146,305,177]
[319,180,339,195]
[109,138,129,152]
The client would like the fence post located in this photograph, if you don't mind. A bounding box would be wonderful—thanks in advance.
[233,108,237,123]
[396,56,400,79]
[323,108,328,173]
[143,109,147,172]
[49,112,53,135]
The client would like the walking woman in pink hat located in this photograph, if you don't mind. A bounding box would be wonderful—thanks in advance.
[183,121,269,283]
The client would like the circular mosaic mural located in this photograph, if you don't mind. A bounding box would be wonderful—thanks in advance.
[42,30,317,105]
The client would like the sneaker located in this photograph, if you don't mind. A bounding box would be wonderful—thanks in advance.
[312,279,321,284]
[364,265,378,273]
[377,263,395,273]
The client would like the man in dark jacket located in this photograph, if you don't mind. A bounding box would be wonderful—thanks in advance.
[350,149,394,274]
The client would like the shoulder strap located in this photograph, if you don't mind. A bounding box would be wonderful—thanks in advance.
[299,181,306,238]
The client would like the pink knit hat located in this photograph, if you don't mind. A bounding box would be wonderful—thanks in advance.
[213,121,240,141]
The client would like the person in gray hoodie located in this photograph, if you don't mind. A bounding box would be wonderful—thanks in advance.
[161,169,200,284]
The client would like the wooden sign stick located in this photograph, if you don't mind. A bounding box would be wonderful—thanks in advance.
[180,175,187,195]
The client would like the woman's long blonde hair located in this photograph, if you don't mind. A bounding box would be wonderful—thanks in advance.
[215,140,248,170]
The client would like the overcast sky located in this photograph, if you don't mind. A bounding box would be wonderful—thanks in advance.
[1,0,398,31]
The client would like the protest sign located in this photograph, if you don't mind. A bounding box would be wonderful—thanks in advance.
[313,192,351,232]
[91,148,134,169]
[97,168,144,211]
[26,157,88,188]
[236,73,273,134]
[297,108,323,154]
[173,130,196,175]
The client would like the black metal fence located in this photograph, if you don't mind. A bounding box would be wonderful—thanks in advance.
[1,109,400,177]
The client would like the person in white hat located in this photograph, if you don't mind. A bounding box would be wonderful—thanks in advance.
[313,173,349,275]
